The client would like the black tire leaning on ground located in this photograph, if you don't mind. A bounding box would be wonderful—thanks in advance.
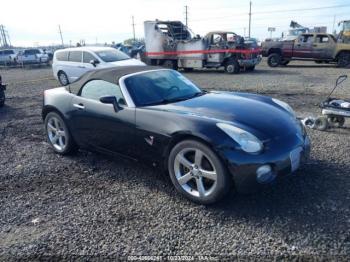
[225,58,240,74]
[0,89,5,107]
[314,116,328,131]
[337,51,350,68]
[58,71,69,86]
[168,139,231,205]
[267,53,281,67]
[44,112,78,155]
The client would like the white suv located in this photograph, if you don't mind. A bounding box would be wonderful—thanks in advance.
[52,46,145,86]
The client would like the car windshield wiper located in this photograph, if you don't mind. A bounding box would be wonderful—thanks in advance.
[141,91,207,106]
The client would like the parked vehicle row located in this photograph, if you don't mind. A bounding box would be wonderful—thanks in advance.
[0,48,51,66]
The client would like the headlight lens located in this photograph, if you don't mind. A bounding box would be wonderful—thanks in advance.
[272,98,296,117]
[216,123,263,153]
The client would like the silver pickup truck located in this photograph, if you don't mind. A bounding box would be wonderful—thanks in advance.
[17,48,49,65]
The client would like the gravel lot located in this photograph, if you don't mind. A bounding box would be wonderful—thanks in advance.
[0,61,349,260]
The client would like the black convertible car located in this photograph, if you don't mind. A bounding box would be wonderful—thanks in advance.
[43,66,310,204]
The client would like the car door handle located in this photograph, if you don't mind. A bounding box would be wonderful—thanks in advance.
[78,66,86,68]
[73,103,85,109]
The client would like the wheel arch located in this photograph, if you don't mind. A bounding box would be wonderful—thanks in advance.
[42,105,66,121]
[268,48,282,56]
[162,132,226,173]
[336,50,350,59]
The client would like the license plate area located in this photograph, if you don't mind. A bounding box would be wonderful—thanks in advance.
[290,147,302,173]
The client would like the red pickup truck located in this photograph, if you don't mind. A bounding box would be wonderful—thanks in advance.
[261,33,350,67]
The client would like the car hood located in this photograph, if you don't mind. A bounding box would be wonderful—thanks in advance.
[146,91,300,140]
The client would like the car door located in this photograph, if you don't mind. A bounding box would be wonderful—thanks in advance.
[66,51,84,83]
[69,79,137,157]
[313,34,334,60]
[293,34,314,58]
[82,51,98,73]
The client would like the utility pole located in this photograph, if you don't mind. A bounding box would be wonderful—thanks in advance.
[248,1,252,38]
[185,5,188,27]
[332,15,336,34]
[132,16,136,42]
[58,25,64,47]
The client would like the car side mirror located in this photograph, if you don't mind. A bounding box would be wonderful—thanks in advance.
[99,96,122,112]
[90,59,100,67]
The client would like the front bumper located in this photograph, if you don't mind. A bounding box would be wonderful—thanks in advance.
[220,132,311,193]
[238,55,262,67]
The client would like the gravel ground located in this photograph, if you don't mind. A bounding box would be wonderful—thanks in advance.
[0,61,349,260]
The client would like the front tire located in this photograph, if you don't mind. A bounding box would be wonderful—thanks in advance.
[58,71,69,86]
[267,53,281,67]
[168,140,231,204]
[45,112,77,155]
[162,60,178,70]
[225,59,240,74]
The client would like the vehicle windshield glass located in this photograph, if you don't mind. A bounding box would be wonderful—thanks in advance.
[95,49,130,62]
[124,70,203,106]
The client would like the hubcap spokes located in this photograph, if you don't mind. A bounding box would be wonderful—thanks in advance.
[47,117,66,151]
[174,148,217,198]
[59,74,67,85]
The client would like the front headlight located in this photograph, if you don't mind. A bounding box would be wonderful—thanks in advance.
[272,98,296,117]
[216,123,263,153]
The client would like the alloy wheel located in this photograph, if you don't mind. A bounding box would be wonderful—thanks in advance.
[59,72,69,86]
[174,148,217,198]
[47,116,67,152]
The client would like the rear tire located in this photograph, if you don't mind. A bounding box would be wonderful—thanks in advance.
[183,68,194,72]
[337,52,350,68]
[168,140,231,205]
[162,60,178,70]
[45,112,78,155]
[246,66,255,71]
[225,59,240,74]
[58,71,69,86]
[267,53,281,67]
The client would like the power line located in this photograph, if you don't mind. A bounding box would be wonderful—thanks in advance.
[190,4,350,22]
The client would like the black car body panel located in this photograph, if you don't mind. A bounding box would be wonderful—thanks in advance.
[43,66,310,193]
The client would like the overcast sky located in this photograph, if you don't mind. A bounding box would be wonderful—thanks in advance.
[1,0,350,47]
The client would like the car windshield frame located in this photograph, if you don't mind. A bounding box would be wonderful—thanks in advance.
[95,49,130,62]
[122,69,205,107]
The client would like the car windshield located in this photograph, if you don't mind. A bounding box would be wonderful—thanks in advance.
[95,49,130,62]
[124,70,204,106]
